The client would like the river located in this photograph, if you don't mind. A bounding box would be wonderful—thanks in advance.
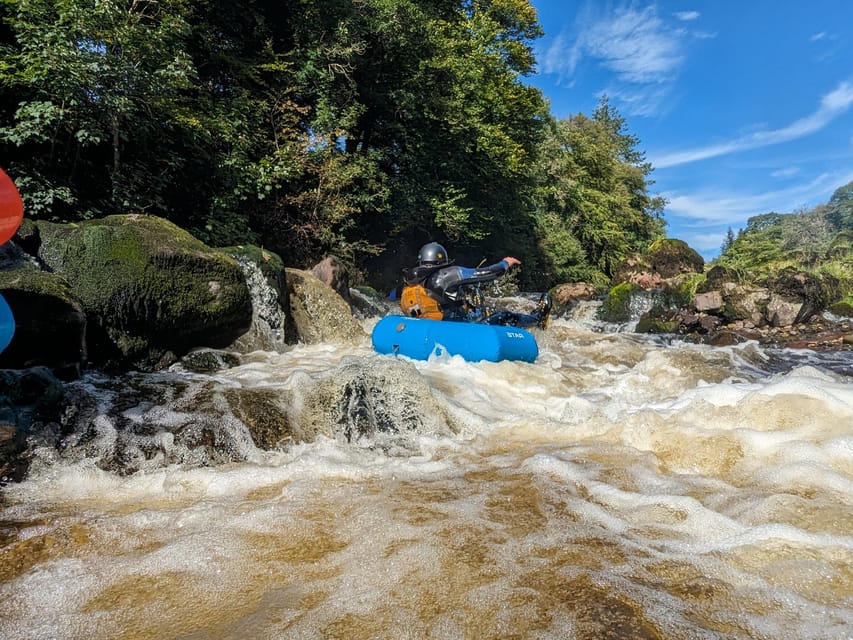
[1,308,851,639]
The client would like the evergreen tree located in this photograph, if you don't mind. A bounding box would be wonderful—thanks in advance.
[721,227,736,254]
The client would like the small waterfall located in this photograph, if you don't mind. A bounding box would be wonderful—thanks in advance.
[628,289,669,320]
[230,258,288,352]
[567,299,603,323]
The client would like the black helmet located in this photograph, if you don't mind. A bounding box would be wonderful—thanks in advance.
[418,242,450,266]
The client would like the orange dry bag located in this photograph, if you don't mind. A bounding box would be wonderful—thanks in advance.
[400,285,443,320]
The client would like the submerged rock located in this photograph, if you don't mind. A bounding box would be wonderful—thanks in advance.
[0,367,68,482]
[295,357,458,445]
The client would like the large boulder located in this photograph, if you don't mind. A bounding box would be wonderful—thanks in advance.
[26,215,252,370]
[763,268,834,324]
[644,239,705,278]
[614,239,704,289]
[285,268,365,345]
[721,283,771,326]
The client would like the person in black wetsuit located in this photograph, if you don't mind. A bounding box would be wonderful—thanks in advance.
[399,242,551,328]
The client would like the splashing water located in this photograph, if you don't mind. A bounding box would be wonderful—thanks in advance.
[1,313,851,639]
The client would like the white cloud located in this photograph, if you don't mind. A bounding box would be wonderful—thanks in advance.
[666,170,853,258]
[578,5,683,84]
[770,167,801,179]
[810,32,827,42]
[663,169,853,227]
[652,81,853,168]
[674,11,700,22]
[684,232,726,253]
[540,3,686,98]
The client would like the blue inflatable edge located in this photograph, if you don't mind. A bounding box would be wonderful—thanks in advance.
[372,316,538,363]
[0,291,14,355]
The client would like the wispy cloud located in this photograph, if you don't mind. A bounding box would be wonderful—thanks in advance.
[674,11,700,22]
[540,3,689,115]
[652,81,853,168]
[666,169,853,257]
[575,5,683,83]
[684,232,727,253]
[664,169,853,227]
[770,167,800,179]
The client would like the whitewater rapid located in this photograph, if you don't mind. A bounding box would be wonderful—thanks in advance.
[1,315,851,639]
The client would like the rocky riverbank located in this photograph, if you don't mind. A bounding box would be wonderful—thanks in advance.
[704,314,853,350]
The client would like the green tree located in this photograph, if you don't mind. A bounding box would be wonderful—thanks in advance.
[0,0,195,218]
[826,180,853,230]
[532,97,665,285]
[721,227,736,254]
[285,0,548,278]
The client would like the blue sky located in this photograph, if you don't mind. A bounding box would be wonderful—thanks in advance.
[528,1,853,259]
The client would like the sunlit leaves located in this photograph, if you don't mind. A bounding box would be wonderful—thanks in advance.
[1,0,196,216]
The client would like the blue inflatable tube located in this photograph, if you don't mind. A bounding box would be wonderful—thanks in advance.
[372,316,538,363]
[0,292,14,354]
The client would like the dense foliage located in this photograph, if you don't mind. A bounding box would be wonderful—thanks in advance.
[716,181,853,302]
[1,0,665,289]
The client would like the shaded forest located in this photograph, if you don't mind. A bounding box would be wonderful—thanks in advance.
[0,0,666,289]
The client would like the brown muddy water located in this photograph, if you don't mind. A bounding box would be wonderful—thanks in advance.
[1,316,851,639]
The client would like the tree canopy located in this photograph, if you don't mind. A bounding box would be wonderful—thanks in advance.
[1,0,667,290]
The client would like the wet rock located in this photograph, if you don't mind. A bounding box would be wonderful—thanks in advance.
[551,282,597,303]
[601,282,644,323]
[47,374,262,476]
[22,215,252,371]
[224,387,293,450]
[0,367,68,482]
[694,291,723,313]
[699,315,722,333]
[224,246,290,352]
[296,357,458,445]
[311,256,353,310]
[285,268,365,345]
[636,308,679,334]
[709,331,740,347]
[0,262,87,378]
[349,286,391,319]
[178,349,241,374]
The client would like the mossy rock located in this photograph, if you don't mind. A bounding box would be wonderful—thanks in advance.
[696,265,738,293]
[663,272,706,309]
[601,282,643,322]
[828,300,853,317]
[0,262,86,377]
[31,215,252,370]
[635,309,679,334]
[644,239,704,278]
